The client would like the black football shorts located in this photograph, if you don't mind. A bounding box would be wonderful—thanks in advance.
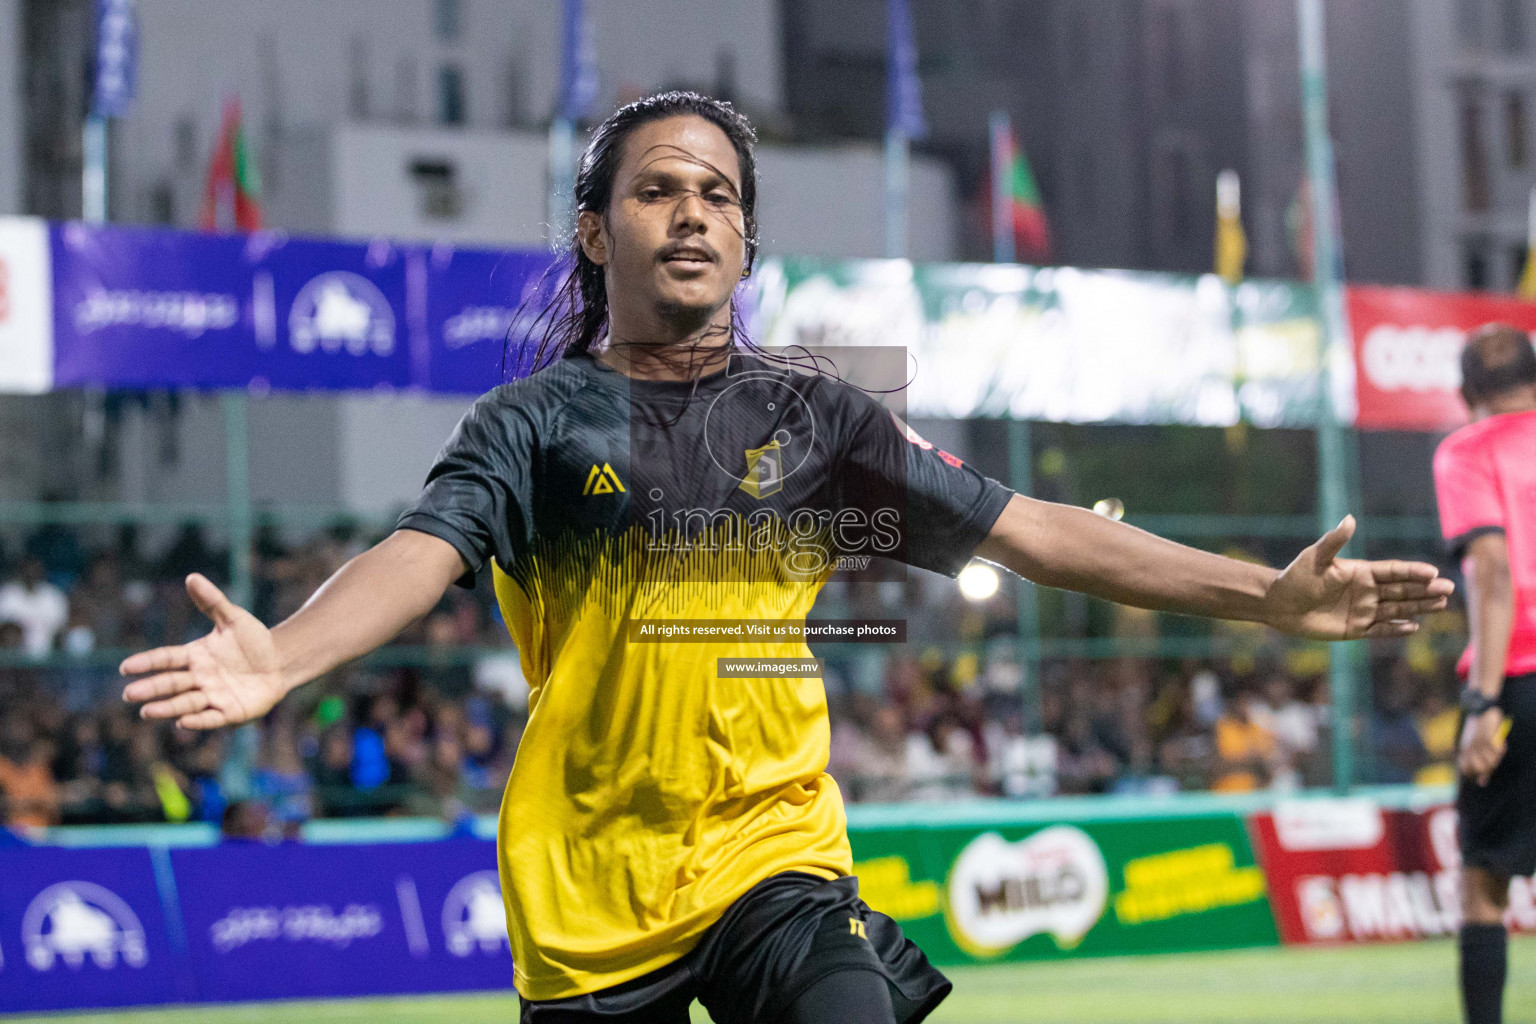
[1458,672,1536,878]
[518,871,951,1024]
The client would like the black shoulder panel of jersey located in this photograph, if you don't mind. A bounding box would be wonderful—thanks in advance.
[813,377,1014,577]
[396,358,598,586]
[399,349,1013,587]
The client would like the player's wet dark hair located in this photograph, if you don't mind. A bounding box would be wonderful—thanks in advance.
[502,91,760,381]
[1461,323,1536,406]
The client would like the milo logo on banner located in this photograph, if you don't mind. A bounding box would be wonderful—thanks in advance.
[945,827,1109,957]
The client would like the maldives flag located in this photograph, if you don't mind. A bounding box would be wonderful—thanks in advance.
[989,114,1050,261]
[198,97,262,232]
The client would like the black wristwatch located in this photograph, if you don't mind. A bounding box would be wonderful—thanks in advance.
[1460,688,1500,716]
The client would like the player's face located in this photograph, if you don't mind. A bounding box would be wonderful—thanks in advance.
[590,115,747,332]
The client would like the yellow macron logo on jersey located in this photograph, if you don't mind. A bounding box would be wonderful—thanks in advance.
[583,463,626,495]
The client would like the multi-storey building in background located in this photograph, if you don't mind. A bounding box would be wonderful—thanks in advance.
[782,0,1427,286]
[2,0,1533,514]
[0,0,959,513]
[8,0,1527,290]
[3,0,956,260]
[1417,0,1536,292]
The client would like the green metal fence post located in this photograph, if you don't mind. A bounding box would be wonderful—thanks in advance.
[1299,0,1362,794]
[1007,418,1043,732]
[221,392,254,611]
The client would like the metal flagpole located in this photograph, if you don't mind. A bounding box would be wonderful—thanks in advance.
[884,128,909,259]
[221,390,257,787]
[222,393,254,611]
[991,111,1038,726]
[550,0,596,250]
[82,116,108,224]
[1520,186,1536,297]
[1298,0,1362,794]
[548,117,576,249]
[884,0,923,259]
[85,0,141,222]
[1528,185,1536,284]
[989,111,1016,265]
[1007,419,1042,732]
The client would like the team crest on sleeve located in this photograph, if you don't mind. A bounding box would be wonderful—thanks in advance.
[738,440,785,499]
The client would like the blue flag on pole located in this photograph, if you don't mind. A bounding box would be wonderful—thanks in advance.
[92,0,138,118]
[887,0,925,138]
[559,0,599,122]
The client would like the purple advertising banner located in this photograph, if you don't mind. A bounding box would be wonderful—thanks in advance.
[0,846,184,1014]
[51,222,257,390]
[170,839,512,1003]
[256,234,416,391]
[49,221,553,395]
[423,245,554,393]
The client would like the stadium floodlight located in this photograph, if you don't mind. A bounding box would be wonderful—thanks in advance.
[957,561,1000,602]
[1092,497,1125,521]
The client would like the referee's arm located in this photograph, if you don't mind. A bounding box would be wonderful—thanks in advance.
[1461,532,1515,784]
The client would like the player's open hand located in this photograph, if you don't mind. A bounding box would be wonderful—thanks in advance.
[120,573,287,730]
[1263,516,1454,640]
[1458,709,1508,786]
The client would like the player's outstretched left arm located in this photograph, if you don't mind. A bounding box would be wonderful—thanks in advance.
[974,495,1453,640]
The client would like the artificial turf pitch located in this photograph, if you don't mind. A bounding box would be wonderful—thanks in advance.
[9,937,1534,1023]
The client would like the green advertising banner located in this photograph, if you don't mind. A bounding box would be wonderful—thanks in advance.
[847,812,1279,965]
[752,258,1325,427]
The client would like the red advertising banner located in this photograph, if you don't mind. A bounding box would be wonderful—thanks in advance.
[1250,798,1536,944]
[1348,284,1536,432]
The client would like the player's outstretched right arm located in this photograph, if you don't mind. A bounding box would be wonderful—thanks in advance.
[120,529,467,730]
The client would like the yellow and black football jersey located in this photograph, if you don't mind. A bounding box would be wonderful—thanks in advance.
[398,347,1012,1000]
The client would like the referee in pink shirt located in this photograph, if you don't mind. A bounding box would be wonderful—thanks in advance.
[1433,324,1536,1024]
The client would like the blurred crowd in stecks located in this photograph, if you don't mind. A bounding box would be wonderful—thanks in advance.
[0,523,1467,835]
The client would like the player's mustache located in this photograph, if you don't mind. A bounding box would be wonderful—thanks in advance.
[655,239,720,264]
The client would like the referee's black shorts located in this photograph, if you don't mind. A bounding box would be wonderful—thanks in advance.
[518,872,951,1024]
[1458,672,1536,878]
